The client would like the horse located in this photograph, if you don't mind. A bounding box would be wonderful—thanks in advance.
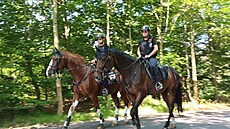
[46,48,130,129]
[94,48,183,129]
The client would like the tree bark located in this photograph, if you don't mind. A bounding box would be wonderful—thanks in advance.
[157,0,163,64]
[53,0,63,115]
[62,0,71,51]
[128,0,132,54]
[106,0,110,46]
[190,15,198,104]
[184,22,195,103]
[165,0,170,33]
[209,34,219,100]
[23,1,40,100]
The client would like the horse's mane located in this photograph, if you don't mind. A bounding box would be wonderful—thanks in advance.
[110,48,136,61]
[61,50,87,64]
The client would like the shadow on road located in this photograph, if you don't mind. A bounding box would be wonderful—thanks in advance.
[38,110,230,129]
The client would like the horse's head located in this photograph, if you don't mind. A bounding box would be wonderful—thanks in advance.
[46,47,66,77]
[94,49,115,82]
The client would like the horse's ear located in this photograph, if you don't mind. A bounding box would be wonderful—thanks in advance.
[53,47,62,57]
[54,47,59,54]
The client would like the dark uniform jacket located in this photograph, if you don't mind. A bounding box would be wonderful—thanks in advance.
[138,34,158,58]
[95,43,109,59]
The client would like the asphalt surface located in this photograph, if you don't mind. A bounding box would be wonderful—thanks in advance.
[36,110,230,129]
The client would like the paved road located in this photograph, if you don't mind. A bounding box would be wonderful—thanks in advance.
[36,110,230,129]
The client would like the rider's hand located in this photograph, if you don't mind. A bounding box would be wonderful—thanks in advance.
[145,55,151,58]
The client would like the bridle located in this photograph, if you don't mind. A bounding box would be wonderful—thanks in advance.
[95,50,143,88]
[94,55,111,79]
[47,54,65,75]
[48,53,94,86]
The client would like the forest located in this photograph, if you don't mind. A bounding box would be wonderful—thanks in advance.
[0,0,229,124]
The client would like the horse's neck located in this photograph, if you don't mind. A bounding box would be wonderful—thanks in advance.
[115,54,136,75]
[67,57,89,79]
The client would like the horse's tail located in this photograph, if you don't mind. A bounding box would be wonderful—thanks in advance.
[176,81,183,113]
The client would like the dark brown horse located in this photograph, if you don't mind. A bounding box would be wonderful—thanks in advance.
[94,48,183,129]
[46,48,130,129]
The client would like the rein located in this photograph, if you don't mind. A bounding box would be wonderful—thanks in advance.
[51,54,95,87]
[112,51,141,88]
[73,64,94,86]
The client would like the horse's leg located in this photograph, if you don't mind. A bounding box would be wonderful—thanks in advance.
[90,95,105,129]
[119,87,129,123]
[111,92,120,126]
[63,99,79,129]
[123,105,129,123]
[162,90,176,129]
[130,93,146,129]
[130,102,137,127]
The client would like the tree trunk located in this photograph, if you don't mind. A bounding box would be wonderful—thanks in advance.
[128,0,132,54]
[158,0,163,64]
[165,0,170,33]
[23,1,41,100]
[184,22,195,103]
[106,0,110,46]
[190,16,198,104]
[53,0,63,115]
[209,34,219,100]
[62,0,71,51]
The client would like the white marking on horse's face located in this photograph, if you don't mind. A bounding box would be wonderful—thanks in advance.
[46,59,54,77]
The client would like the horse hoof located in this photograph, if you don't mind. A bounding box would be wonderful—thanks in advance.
[97,125,104,129]
[171,124,176,128]
[133,126,141,129]
[125,120,130,124]
[62,126,68,129]
[162,127,168,129]
[111,121,118,126]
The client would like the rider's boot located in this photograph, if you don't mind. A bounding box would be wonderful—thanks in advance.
[153,67,163,90]
[102,78,109,96]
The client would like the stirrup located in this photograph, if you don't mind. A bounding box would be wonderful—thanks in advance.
[102,88,108,96]
[156,82,163,90]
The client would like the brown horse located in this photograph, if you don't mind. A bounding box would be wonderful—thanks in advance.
[94,48,183,129]
[46,48,130,129]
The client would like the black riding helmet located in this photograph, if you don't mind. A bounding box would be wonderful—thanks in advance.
[141,25,151,32]
[97,33,105,38]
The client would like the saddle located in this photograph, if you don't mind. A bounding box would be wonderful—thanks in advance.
[157,66,169,81]
[107,71,120,85]
[97,70,120,95]
[143,59,169,81]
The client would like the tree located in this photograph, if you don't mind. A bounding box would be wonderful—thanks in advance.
[52,0,63,115]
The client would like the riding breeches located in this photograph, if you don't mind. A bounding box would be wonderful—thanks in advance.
[148,57,163,81]
[147,57,158,68]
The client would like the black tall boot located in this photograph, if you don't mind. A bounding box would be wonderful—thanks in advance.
[153,67,163,90]
[102,77,109,96]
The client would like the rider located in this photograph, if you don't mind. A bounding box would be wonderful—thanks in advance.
[137,25,163,90]
[94,33,110,96]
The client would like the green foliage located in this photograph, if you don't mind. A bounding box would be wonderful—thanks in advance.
[141,96,168,113]
[162,52,186,74]
[0,1,229,127]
